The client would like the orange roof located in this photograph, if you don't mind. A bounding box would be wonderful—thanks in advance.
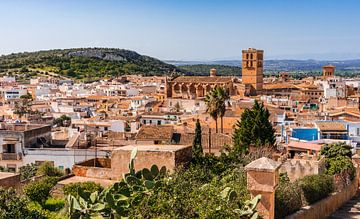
[286,141,323,152]
[263,83,297,90]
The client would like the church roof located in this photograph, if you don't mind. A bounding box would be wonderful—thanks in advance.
[172,76,233,84]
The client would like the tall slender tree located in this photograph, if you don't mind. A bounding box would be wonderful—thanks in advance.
[216,87,230,133]
[205,90,219,133]
[192,119,203,160]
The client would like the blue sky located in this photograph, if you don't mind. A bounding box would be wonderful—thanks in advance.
[1,0,360,60]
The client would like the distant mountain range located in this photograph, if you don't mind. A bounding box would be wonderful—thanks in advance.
[165,59,360,72]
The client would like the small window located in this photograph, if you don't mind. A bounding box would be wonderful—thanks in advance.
[143,120,146,125]
[150,120,152,124]
[157,120,161,125]
[104,127,108,131]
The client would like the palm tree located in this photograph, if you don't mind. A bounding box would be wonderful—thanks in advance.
[216,87,230,134]
[205,87,230,134]
[205,89,219,133]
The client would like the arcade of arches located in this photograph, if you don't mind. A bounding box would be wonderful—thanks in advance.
[165,76,238,99]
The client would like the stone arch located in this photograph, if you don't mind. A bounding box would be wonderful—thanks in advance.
[181,84,188,99]
[189,83,197,99]
[173,83,181,93]
[197,84,205,98]
[205,84,212,95]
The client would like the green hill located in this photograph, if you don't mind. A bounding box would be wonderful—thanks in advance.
[179,64,241,76]
[0,48,182,81]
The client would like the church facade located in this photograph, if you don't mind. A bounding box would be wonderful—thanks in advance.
[165,48,264,99]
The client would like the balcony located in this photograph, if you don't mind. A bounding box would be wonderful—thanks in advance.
[1,153,22,161]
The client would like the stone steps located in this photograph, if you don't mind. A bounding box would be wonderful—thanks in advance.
[329,191,360,219]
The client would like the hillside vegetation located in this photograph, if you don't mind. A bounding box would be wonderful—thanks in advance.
[179,64,242,76]
[0,48,181,81]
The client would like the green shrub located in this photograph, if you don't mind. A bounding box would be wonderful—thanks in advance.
[37,161,64,177]
[24,177,58,205]
[320,142,355,180]
[297,174,334,205]
[19,163,38,181]
[326,156,356,180]
[43,197,65,212]
[0,187,47,218]
[275,178,302,219]
[129,164,250,218]
[63,181,104,197]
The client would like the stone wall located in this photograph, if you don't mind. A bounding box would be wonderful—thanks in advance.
[280,156,325,182]
[179,133,232,151]
[0,173,21,189]
[73,163,113,180]
[110,145,192,180]
[286,177,358,219]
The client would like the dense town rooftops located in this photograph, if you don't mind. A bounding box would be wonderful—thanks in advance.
[0,123,51,132]
[316,122,347,132]
[113,144,190,152]
[136,125,174,141]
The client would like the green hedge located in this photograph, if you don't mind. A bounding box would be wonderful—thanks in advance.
[275,181,302,219]
[297,174,334,205]
[275,174,334,219]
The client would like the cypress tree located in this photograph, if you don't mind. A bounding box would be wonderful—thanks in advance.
[192,119,203,159]
[233,100,275,154]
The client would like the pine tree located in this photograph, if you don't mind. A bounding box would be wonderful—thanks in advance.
[192,119,203,159]
[233,100,275,154]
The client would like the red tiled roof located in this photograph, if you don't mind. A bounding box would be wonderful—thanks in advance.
[286,141,323,152]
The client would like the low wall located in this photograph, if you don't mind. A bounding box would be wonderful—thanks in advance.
[286,177,358,219]
[280,157,325,182]
[0,173,21,189]
[73,164,113,180]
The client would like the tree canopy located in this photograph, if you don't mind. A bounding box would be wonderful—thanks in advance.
[233,100,275,154]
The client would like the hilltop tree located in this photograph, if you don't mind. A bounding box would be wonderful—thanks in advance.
[233,100,275,154]
[192,119,203,160]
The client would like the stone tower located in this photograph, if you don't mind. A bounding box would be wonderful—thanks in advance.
[242,48,264,95]
[323,65,335,78]
[210,68,217,77]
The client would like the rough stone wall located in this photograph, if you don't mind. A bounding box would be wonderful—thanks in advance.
[0,174,21,189]
[111,150,175,180]
[179,133,232,150]
[72,164,113,180]
[280,157,325,182]
[111,147,192,180]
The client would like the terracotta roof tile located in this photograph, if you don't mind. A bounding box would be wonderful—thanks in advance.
[136,125,174,141]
